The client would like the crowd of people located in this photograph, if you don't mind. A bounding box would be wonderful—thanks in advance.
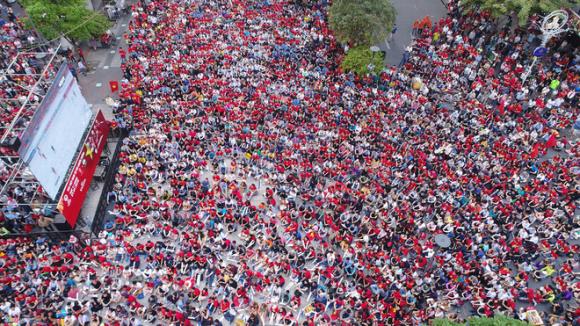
[1,0,579,324]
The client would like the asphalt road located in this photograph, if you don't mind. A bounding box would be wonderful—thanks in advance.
[381,0,448,66]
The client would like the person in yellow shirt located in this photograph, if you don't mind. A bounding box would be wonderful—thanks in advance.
[541,264,555,277]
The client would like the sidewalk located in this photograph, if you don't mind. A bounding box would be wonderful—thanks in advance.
[379,0,447,66]
[75,13,132,233]
[77,11,131,120]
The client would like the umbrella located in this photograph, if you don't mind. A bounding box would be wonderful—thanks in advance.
[434,234,451,248]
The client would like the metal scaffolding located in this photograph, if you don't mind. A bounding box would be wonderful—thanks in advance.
[0,47,64,225]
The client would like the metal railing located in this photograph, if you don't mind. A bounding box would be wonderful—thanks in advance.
[0,129,127,241]
[90,128,129,235]
[1,225,93,244]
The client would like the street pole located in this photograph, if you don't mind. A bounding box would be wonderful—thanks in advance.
[522,10,568,85]
[370,46,381,88]
[521,45,541,85]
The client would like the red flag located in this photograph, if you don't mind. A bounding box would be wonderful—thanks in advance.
[109,80,119,93]
[545,134,557,148]
[530,143,541,159]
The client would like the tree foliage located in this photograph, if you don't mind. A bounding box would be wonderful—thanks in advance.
[468,315,530,325]
[21,0,111,42]
[432,318,464,326]
[340,46,384,76]
[460,0,576,27]
[433,316,530,326]
[329,0,396,47]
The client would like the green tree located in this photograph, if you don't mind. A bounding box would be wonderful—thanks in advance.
[468,315,530,325]
[329,0,396,47]
[432,316,530,326]
[21,0,111,42]
[460,0,576,27]
[432,318,464,326]
[340,46,384,76]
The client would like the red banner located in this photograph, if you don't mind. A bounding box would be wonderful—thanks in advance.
[57,111,110,227]
[109,80,119,93]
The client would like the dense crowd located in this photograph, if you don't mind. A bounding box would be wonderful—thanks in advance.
[1,0,579,325]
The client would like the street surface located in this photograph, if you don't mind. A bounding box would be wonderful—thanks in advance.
[382,0,447,66]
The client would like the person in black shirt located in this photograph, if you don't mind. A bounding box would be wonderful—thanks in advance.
[247,313,261,326]
[72,301,83,315]
[91,279,102,292]
[201,316,214,326]
[90,298,103,313]
[101,291,112,307]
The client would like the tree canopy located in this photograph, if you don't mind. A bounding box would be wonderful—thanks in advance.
[21,0,111,42]
[432,316,530,326]
[340,46,384,76]
[329,0,396,47]
[460,0,576,27]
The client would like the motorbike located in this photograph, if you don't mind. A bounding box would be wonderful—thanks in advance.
[89,30,118,49]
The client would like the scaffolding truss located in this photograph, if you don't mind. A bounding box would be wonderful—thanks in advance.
[0,46,64,220]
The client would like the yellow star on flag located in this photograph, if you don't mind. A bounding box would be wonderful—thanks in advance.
[85,143,94,159]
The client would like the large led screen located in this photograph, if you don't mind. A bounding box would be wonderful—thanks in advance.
[18,63,93,200]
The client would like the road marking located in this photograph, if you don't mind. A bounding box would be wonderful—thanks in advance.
[121,24,127,27]
[96,83,102,88]
[103,66,110,70]
[110,50,116,54]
